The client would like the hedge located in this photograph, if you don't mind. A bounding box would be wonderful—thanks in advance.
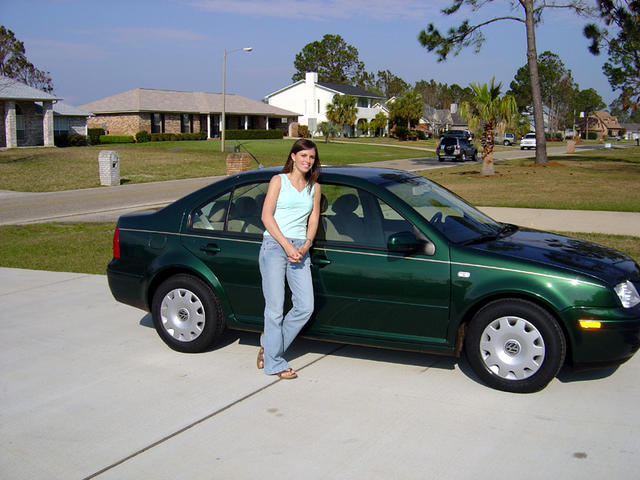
[226,129,284,140]
[149,132,207,142]
[55,133,87,147]
[99,135,135,144]
[88,128,103,145]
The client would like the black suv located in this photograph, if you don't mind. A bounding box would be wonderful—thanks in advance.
[437,136,478,162]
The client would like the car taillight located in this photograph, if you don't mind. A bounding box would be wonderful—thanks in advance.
[454,146,460,153]
[113,227,120,259]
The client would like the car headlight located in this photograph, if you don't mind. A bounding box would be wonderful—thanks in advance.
[614,280,640,308]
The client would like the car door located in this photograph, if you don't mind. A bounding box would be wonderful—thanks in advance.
[308,183,451,344]
[182,182,268,326]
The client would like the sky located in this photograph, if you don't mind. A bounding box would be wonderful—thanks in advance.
[0,0,617,108]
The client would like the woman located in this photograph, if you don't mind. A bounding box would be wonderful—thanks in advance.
[257,138,321,379]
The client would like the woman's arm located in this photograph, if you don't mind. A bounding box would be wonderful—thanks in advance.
[261,175,302,262]
[298,184,322,256]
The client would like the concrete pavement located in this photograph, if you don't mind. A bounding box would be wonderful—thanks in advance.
[2,267,639,479]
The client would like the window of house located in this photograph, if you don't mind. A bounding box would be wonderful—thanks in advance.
[357,98,369,108]
[15,104,25,142]
[181,114,192,133]
[151,113,164,133]
[54,116,69,136]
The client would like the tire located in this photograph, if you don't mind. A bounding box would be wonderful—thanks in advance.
[464,299,566,393]
[520,147,524,150]
[151,274,225,353]
[503,140,510,146]
[471,152,478,162]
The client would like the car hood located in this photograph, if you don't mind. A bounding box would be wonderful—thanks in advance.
[467,228,640,286]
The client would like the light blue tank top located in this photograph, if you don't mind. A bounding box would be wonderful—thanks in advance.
[264,173,315,239]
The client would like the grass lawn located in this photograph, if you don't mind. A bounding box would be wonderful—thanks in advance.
[421,146,640,212]
[0,223,637,275]
[0,139,430,192]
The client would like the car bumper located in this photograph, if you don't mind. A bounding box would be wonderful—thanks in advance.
[562,306,640,367]
[106,265,148,311]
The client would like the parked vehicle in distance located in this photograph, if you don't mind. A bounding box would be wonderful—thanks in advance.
[441,129,472,141]
[437,136,478,162]
[107,166,640,393]
[520,132,537,150]
[494,132,517,146]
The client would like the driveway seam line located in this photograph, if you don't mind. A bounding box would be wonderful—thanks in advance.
[0,274,93,296]
[81,343,346,479]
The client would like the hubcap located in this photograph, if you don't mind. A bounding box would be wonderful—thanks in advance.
[479,316,545,380]
[160,288,205,342]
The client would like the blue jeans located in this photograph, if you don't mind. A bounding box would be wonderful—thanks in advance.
[259,237,313,374]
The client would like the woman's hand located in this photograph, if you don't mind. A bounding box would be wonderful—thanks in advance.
[297,239,312,258]
[285,243,303,263]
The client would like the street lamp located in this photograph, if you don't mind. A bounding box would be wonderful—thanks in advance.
[221,46,252,153]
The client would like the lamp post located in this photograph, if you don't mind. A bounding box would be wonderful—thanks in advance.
[221,46,252,153]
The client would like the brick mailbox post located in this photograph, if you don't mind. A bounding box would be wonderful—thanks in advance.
[98,150,120,186]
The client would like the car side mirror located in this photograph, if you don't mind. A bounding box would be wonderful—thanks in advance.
[387,231,435,255]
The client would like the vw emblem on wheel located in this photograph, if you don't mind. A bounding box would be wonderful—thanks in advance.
[504,340,521,356]
[178,308,190,322]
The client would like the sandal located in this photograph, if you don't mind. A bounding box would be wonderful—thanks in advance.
[277,368,297,380]
[256,347,264,370]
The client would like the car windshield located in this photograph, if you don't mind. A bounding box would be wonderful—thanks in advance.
[377,172,502,244]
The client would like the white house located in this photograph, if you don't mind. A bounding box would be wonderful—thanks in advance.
[264,72,387,136]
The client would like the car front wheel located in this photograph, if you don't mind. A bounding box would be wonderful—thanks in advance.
[151,274,225,353]
[464,299,566,393]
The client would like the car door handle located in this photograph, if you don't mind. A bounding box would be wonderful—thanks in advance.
[200,244,221,254]
[312,256,331,266]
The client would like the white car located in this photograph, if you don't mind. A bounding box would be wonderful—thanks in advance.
[520,133,536,150]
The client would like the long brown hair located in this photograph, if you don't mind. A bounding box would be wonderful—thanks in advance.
[281,138,320,188]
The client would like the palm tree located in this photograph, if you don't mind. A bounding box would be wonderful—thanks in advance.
[388,90,423,131]
[459,78,518,176]
[326,95,357,136]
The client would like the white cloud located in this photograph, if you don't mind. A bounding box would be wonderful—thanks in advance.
[187,0,444,20]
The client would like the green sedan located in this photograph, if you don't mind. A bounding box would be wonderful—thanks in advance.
[107,167,640,393]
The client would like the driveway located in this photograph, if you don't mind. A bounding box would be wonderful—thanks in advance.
[1,267,639,479]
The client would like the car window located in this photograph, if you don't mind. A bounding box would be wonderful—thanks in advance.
[317,184,416,250]
[190,182,267,235]
[227,183,267,235]
[440,137,456,146]
[191,191,231,231]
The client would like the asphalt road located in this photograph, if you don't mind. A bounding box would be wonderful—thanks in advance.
[2,267,639,479]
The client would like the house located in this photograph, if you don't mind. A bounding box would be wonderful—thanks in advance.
[1,75,59,148]
[264,72,387,136]
[420,105,468,134]
[576,110,622,139]
[619,122,640,141]
[35,102,91,138]
[78,88,299,138]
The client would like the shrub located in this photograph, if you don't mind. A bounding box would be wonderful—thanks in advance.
[87,128,103,145]
[226,129,284,140]
[55,134,87,147]
[136,130,150,143]
[394,126,409,140]
[415,130,427,140]
[148,132,207,142]
[99,135,135,144]
[581,131,598,140]
[407,131,418,141]
[298,125,310,138]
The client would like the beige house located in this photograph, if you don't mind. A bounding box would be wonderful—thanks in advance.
[78,88,299,138]
[577,110,622,139]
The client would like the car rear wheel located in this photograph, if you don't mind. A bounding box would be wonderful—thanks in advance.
[464,299,566,393]
[151,274,225,353]
[503,140,511,146]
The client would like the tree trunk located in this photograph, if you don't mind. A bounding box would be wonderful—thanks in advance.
[481,123,495,176]
[523,0,548,163]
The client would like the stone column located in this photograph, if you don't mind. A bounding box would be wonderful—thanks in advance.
[207,114,211,139]
[4,100,17,148]
[266,116,269,129]
[43,101,54,147]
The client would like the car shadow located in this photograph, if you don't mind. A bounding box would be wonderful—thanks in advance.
[138,316,619,387]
